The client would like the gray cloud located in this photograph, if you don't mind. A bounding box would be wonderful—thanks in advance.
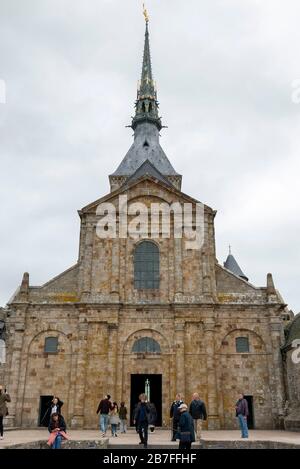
[0,0,299,312]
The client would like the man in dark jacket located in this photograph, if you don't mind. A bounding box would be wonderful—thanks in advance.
[133,393,151,448]
[189,393,207,441]
[170,393,183,441]
[178,403,195,450]
[235,393,249,438]
[96,394,112,437]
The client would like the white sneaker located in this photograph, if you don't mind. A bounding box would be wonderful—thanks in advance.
[0,437,4,440]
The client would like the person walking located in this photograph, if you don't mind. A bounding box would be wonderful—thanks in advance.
[170,393,184,441]
[47,412,69,449]
[133,393,151,448]
[178,403,195,450]
[110,402,120,437]
[96,394,113,437]
[189,393,207,441]
[41,395,64,427]
[119,402,128,434]
[0,385,11,440]
[235,393,249,438]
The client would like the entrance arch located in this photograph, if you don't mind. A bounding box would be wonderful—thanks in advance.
[122,329,171,427]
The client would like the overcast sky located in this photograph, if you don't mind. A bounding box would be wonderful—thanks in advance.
[0,0,299,312]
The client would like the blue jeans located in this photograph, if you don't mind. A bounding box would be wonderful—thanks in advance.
[52,433,62,449]
[111,423,118,436]
[238,414,249,438]
[100,414,109,433]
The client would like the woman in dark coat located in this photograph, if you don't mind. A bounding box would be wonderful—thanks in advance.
[178,403,195,450]
[148,402,157,433]
[41,396,64,427]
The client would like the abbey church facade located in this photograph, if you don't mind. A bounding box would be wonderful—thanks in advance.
[1,17,299,431]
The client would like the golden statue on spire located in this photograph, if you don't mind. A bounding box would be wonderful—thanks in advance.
[143,3,149,23]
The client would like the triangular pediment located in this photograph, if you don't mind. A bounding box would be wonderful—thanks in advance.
[79,173,214,215]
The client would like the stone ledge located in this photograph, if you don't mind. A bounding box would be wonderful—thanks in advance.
[4,439,109,449]
[200,440,300,449]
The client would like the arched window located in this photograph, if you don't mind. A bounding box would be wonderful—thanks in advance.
[132,337,161,354]
[134,241,159,289]
[236,337,250,353]
[44,337,58,354]
[0,339,6,364]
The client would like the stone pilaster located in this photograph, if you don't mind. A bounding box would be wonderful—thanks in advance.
[204,318,220,429]
[79,223,93,300]
[269,319,286,428]
[174,238,183,299]
[110,238,120,301]
[107,323,118,400]
[70,315,89,428]
[175,321,185,399]
[6,308,26,427]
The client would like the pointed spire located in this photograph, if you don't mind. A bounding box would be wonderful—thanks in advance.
[224,249,249,281]
[131,10,162,131]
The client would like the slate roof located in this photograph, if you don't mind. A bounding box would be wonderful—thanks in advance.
[223,254,249,281]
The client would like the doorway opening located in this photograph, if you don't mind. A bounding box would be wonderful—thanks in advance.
[244,395,255,429]
[38,395,53,427]
[130,374,162,426]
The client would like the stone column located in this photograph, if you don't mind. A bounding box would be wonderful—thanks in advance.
[70,314,89,428]
[175,321,185,399]
[204,318,220,429]
[107,323,118,400]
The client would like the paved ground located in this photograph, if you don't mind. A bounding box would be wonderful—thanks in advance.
[0,429,299,448]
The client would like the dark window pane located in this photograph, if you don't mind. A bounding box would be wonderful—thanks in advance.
[134,241,160,290]
[132,337,161,353]
[236,337,249,353]
[44,337,58,353]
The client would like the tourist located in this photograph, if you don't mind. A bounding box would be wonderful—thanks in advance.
[189,393,207,440]
[132,403,139,433]
[0,385,11,440]
[133,393,151,448]
[41,395,64,427]
[110,402,120,437]
[148,401,157,433]
[47,412,69,449]
[235,393,249,438]
[178,403,195,450]
[96,394,113,437]
[170,393,184,441]
[119,402,128,433]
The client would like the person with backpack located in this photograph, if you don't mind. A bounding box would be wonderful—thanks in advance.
[170,393,183,441]
[189,393,207,441]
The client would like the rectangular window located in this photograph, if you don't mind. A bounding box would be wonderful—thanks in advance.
[44,337,58,353]
[236,337,250,353]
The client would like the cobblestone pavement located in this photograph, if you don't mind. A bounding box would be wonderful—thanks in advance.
[0,429,299,448]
